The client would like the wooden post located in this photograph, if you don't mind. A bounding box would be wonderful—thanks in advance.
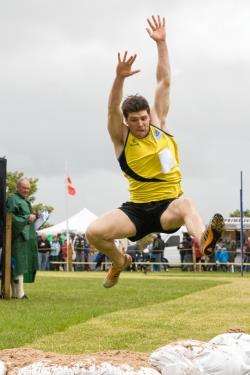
[0,157,10,299]
[192,244,196,272]
[67,242,73,272]
[2,213,12,299]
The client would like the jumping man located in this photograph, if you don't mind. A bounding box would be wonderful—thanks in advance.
[86,15,224,288]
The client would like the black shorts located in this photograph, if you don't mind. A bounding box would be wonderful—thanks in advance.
[118,199,181,242]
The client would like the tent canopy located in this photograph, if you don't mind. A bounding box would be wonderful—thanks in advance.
[39,208,97,235]
[225,217,250,230]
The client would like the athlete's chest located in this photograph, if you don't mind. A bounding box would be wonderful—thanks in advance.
[125,128,171,160]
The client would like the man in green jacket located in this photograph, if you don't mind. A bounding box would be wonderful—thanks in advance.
[6,177,38,299]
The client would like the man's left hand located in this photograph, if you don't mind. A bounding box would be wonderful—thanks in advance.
[28,214,36,223]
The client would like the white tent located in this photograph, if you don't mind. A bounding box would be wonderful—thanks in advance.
[39,208,97,235]
[225,217,250,230]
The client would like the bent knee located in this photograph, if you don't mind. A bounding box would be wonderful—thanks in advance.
[85,222,100,243]
[85,222,111,244]
[179,197,196,215]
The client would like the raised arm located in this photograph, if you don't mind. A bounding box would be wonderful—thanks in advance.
[146,15,170,129]
[108,52,140,152]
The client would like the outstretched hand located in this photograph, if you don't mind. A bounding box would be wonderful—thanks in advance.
[146,15,166,42]
[116,52,140,78]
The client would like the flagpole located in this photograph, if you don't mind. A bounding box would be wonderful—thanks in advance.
[64,163,76,272]
[240,171,244,277]
[65,161,70,272]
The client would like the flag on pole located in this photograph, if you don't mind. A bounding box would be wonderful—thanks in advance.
[66,176,76,196]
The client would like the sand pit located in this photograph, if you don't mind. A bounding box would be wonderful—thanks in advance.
[0,348,153,374]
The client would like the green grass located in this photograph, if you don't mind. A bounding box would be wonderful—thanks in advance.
[1,271,249,353]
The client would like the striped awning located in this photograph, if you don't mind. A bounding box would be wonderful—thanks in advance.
[224,217,250,230]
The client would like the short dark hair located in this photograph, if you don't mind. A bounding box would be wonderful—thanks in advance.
[121,95,150,119]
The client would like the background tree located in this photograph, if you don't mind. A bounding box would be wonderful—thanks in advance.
[229,209,250,217]
[32,203,54,215]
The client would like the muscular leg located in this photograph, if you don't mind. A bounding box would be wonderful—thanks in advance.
[86,209,136,267]
[160,196,205,243]
[160,196,224,255]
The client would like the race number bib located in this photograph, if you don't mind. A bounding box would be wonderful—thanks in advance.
[158,148,176,173]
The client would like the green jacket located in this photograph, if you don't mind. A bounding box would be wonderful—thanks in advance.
[6,193,38,282]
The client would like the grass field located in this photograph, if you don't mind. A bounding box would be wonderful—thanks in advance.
[1,271,250,353]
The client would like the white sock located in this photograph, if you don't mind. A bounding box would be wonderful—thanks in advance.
[12,275,25,298]
[17,275,25,298]
[11,279,18,298]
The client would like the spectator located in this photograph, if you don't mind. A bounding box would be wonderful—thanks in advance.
[60,239,68,271]
[135,240,151,273]
[215,242,229,271]
[127,243,140,271]
[244,238,250,272]
[178,244,185,269]
[59,233,66,246]
[95,252,106,271]
[6,177,38,299]
[49,235,61,270]
[206,252,216,271]
[179,233,193,271]
[228,239,237,272]
[37,234,51,271]
[74,235,84,271]
[161,252,169,271]
[142,245,151,273]
[82,235,91,271]
[151,234,165,271]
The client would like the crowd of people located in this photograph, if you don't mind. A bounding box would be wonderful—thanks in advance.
[177,233,250,272]
[37,233,98,271]
[1,212,249,300]
[38,231,169,273]
[36,231,250,273]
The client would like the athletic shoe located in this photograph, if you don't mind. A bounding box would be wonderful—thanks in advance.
[201,213,225,255]
[103,254,132,288]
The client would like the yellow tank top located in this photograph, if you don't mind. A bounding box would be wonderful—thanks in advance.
[118,125,183,202]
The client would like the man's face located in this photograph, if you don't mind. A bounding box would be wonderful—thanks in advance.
[126,110,150,138]
[17,180,30,198]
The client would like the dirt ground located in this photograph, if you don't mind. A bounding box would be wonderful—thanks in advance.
[0,328,245,373]
[0,348,152,374]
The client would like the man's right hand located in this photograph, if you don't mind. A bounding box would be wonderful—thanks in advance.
[116,51,140,78]
[146,15,166,43]
[28,214,36,223]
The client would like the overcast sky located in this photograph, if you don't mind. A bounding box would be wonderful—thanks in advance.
[1,0,249,224]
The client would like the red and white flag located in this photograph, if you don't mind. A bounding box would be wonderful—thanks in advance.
[66,176,76,196]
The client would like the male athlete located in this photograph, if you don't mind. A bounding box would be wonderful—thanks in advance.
[86,15,224,288]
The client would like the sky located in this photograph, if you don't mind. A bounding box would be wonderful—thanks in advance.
[1,0,249,224]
